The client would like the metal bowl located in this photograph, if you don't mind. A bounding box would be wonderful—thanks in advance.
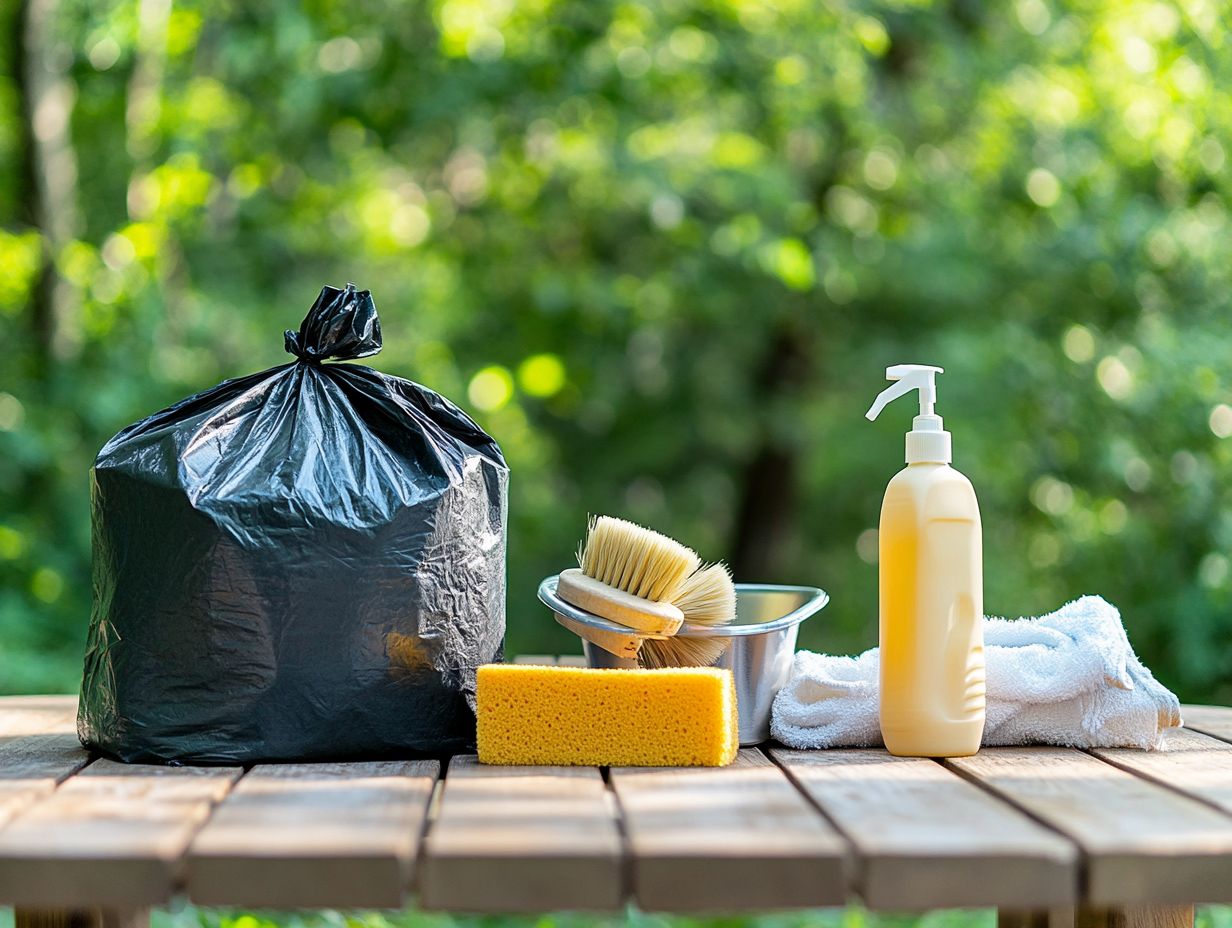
[537,577,829,745]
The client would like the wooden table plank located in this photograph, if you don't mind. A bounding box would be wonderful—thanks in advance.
[1,695,1231,916]
[609,749,848,912]
[418,756,623,912]
[0,696,78,737]
[1182,705,1232,743]
[949,747,1232,905]
[187,760,438,908]
[0,759,240,907]
[773,748,1077,910]
[0,697,90,830]
[1092,728,1232,817]
[0,734,91,830]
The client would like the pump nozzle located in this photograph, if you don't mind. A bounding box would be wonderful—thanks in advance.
[865,365,943,421]
[866,364,952,464]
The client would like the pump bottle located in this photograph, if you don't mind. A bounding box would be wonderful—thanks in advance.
[866,365,985,757]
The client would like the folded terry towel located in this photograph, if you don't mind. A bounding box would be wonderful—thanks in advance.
[771,595,1182,751]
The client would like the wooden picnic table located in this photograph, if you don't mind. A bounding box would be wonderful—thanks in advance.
[3,666,1232,928]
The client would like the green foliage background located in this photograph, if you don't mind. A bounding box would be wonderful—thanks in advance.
[2,0,1232,714]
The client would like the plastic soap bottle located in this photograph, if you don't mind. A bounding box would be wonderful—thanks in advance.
[865,364,985,757]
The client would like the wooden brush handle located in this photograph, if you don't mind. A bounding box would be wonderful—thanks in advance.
[553,612,643,661]
[557,568,684,635]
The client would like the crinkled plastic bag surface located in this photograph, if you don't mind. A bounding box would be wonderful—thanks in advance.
[79,284,508,763]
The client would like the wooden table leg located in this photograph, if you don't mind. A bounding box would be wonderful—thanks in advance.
[15,909,150,928]
[1077,907,1195,928]
[999,909,1076,928]
[1001,907,1193,928]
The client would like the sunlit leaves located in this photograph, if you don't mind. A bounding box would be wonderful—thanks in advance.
[2,0,1232,703]
[0,231,42,314]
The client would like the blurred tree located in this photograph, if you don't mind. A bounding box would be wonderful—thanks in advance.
[0,0,1230,704]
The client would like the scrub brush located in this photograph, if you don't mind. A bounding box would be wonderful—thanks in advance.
[638,562,736,669]
[557,516,699,635]
[556,515,738,667]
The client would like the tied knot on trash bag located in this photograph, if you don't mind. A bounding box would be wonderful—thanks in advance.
[284,282,382,363]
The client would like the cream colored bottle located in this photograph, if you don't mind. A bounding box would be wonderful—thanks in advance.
[866,365,985,757]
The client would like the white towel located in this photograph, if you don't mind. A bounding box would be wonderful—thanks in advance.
[772,595,1182,751]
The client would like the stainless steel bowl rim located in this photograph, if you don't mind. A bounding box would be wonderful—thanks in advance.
[537,576,829,638]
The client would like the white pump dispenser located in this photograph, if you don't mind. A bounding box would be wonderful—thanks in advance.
[865,364,951,465]
[866,363,985,757]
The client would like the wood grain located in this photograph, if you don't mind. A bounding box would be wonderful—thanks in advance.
[949,747,1232,905]
[774,747,1077,909]
[0,693,1227,915]
[1092,728,1232,817]
[610,749,847,912]
[0,697,88,829]
[554,611,643,661]
[1182,705,1232,743]
[188,760,439,908]
[0,696,78,737]
[0,734,91,829]
[418,755,623,912]
[0,759,239,907]
[557,568,683,635]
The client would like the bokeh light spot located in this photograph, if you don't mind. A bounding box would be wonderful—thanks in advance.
[87,35,121,70]
[468,366,514,412]
[1199,553,1229,589]
[0,393,26,432]
[775,55,807,85]
[0,525,25,560]
[1015,0,1051,35]
[1097,356,1133,400]
[1031,476,1074,516]
[1124,457,1151,492]
[1209,403,1232,438]
[1171,451,1199,484]
[668,27,708,62]
[1062,325,1095,363]
[863,149,898,190]
[31,567,64,604]
[854,16,889,56]
[1121,35,1157,74]
[650,194,684,229]
[318,36,362,73]
[1099,499,1128,534]
[617,46,651,78]
[764,238,816,291]
[1026,168,1061,207]
[517,354,566,398]
[856,529,878,564]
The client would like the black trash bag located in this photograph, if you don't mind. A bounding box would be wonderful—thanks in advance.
[79,284,508,764]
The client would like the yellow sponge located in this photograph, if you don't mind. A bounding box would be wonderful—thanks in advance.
[476,664,739,767]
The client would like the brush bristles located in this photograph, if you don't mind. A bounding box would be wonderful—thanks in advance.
[673,563,736,628]
[578,515,700,602]
[639,635,729,669]
[639,563,737,669]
